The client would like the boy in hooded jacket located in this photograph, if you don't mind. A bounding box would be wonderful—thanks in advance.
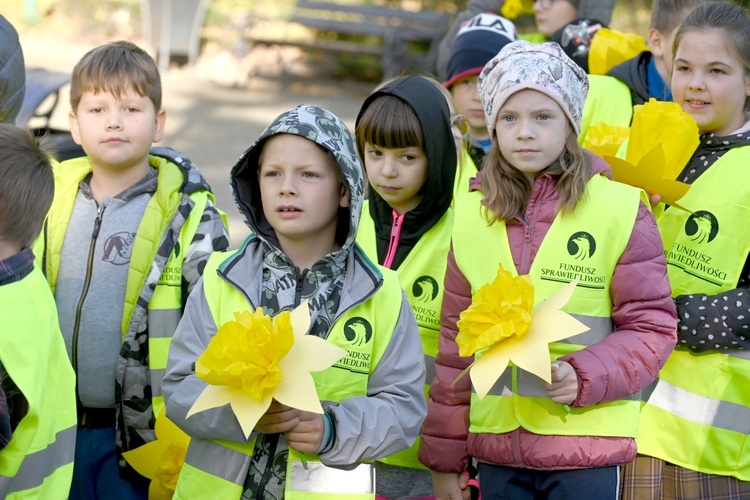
[162,104,427,499]
[34,40,230,498]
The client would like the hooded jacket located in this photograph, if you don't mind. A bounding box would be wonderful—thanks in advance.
[162,105,426,498]
[419,154,677,472]
[0,15,25,124]
[357,75,457,270]
[606,50,655,106]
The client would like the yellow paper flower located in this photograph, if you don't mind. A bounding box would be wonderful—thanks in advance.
[196,308,294,401]
[122,408,190,500]
[453,265,589,399]
[153,443,186,493]
[589,28,649,75]
[604,99,699,208]
[500,0,534,19]
[583,123,630,159]
[456,264,534,357]
[187,301,347,438]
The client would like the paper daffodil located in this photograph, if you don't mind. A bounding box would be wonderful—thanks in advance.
[604,99,699,208]
[455,264,589,399]
[500,0,534,19]
[187,301,347,438]
[122,408,190,500]
[583,123,630,159]
[589,28,649,75]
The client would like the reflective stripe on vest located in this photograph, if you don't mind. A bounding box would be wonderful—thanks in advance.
[175,249,402,499]
[453,174,643,436]
[356,202,452,470]
[0,268,78,498]
[287,450,375,497]
[637,146,750,480]
[580,75,634,147]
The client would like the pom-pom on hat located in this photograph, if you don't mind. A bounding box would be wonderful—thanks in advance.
[478,40,589,139]
[444,13,518,89]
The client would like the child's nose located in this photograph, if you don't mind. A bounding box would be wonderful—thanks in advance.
[105,112,123,130]
[381,157,398,177]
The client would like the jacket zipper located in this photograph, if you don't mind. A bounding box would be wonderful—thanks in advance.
[294,268,308,307]
[71,204,105,380]
[382,210,404,269]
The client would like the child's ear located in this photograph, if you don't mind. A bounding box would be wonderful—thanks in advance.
[153,108,167,143]
[339,183,350,208]
[69,110,82,145]
[647,28,665,58]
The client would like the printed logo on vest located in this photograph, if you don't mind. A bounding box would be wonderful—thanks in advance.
[665,211,726,286]
[567,232,596,260]
[411,276,441,331]
[334,318,373,374]
[412,276,439,303]
[685,211,719,244]
[343,318,372,346]
[102,231,136,265]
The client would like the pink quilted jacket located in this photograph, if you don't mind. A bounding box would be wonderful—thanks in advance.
[418,155,678,472]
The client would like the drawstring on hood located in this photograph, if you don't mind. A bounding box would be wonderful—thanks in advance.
[230,104,365,256]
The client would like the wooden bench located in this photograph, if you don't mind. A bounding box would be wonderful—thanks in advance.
[246,0,451,78]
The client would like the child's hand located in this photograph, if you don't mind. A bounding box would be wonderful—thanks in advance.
[255,401,301,434]
[284,411,324,453]
[432,471,471,500]
[543,361,578,405]
[648,192,662,208]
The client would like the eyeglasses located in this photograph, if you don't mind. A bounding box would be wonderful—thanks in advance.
[451,114,469,137]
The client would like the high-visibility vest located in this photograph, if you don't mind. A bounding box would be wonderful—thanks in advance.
[37,154,210,418]
[453,147,479,205]
[357,202,453,470]
[174,249,403,499]
[0,267,77,499]
[638,146,750,480]
[452,175,644,436]
[579,75,634,147]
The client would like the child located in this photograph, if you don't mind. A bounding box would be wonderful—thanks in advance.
[418,40,678,499]
[354,75,456,499]
[580,0,710,144]
[162,104,427,499]
[436,0,616,80]
[621,2,750,498]
[33,41,230,498]
[0,124,77,498]
[443,13,517,188]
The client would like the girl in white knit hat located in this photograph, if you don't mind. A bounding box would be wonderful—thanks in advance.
[418,40,677,499]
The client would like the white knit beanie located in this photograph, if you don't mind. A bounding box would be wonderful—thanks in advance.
[478,40,589,138]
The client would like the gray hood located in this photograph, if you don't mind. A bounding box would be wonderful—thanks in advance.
[0,15,25,124]
[230,104,365,253]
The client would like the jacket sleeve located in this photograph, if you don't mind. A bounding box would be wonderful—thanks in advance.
[672,254,750,351]
[182,198,231,295]
[162,278,255,444]
[561,202,678,407]
[418,247,473,473]
[320,291,426,465]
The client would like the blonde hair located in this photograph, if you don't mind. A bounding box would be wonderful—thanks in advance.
[481,126,590,222]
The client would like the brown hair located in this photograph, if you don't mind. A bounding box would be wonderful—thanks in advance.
[0,125,55,247]
[650,0,711,33]
[480,126,590,222]
[69,40,162,112]
[673,1,750,112]
[355,95,424,161]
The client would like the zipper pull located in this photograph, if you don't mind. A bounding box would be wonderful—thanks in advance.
[92,205,105,239]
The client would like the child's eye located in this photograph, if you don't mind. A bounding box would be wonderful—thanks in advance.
[401,155,416,162]
[90,107,104,114]
[125,106,140,112]
[710,68,726,75]
[302,171,320,178]
[367,149,382,157]
[675,65,689,72]
[501,115,515,122]
[538,114,550,121]
[263,170,280,177]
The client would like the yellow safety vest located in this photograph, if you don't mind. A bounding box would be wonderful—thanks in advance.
[357,201,453,469]
[579,75,634,147]
[36,155,209,417]
[174,250,403,499]
[0,267,77,499]
[638,146,750,480]
[452,175,644,436]
[453,147,479,205]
